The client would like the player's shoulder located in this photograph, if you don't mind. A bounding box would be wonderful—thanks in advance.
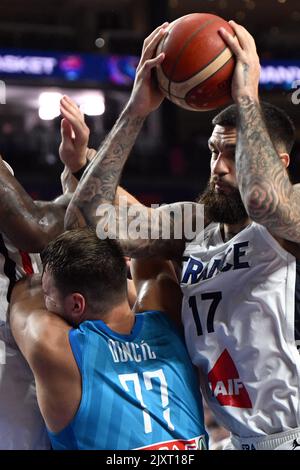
[27,311,71,364]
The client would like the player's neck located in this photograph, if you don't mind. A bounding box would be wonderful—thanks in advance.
[103,300,135,335]
[221,218,251,242]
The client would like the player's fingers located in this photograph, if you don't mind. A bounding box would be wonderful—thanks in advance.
[61,118,73,140]
[60,106,86,144]
[228,20,256,51]
[142,22,169,53]
[60,99,89,141]
[139,53,165,77]
[219,27,243,57]
[61,94,77,109]
[60,102,75,123]
[62,95,83,115]
[61,95,85,122]
[141,28,167,66]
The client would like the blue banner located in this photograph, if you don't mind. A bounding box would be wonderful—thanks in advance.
[0,49,138,86]
[0,49,299,89]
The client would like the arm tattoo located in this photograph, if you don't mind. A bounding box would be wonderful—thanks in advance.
[65,106,201,258]
[242,64,249,87]
[65,106,145,230]
[236,97,300,242]
[116,206,186,260]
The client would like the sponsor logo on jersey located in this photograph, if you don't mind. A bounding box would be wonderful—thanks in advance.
[136,435,207,450]
[208,349,252,408]
[181,241,250,285]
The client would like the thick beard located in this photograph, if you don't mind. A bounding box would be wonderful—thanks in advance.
[197,182,248,225]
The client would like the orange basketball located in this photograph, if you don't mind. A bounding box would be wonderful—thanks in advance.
[155,13,235,111]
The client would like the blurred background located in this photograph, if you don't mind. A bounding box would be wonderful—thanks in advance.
[0,0,299,203]
[1,0,299,447]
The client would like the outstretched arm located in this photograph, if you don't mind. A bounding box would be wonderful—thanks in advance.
[220,22,300,243]
[64,24,168,228]
[64,24,199,259]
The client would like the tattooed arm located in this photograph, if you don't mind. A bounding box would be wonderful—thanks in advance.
[64,24,189,259]
[62,100,199,259]
[65,23,168,225]
[235,99,300,242]
[64,103,146,226]
[64,102,190,259]
[65,21,163,227]
[220,22,300,243]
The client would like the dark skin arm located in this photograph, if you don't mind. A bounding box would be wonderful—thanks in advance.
[0,158,70,252]
[0,94,91,253]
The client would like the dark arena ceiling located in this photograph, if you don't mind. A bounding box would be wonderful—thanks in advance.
[0,0,299,58]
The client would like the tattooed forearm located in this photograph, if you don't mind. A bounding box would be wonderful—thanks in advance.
[115,204,186,260]
[236,97,283,216]
[242,64,249,87]
[65,105,145,230]
[236,97,300,242]
[64,102,199,258]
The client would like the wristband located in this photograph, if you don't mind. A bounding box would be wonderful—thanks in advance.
[72,161,89,181]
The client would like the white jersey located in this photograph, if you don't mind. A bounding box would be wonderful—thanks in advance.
[181,222,300,439]
[0,232,50,449]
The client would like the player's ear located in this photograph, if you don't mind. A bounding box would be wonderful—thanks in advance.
[64,293,86,324]
[279,153,290,168]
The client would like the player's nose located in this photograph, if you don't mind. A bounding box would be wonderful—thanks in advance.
[211,153,230,175]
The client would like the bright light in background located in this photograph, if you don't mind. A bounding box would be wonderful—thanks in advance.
[37,90,105,119]
[38,91,62,120]
[79,93,105,116]
[95,37,105,48]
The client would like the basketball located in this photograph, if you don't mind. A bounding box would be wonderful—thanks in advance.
[155,13,235,111]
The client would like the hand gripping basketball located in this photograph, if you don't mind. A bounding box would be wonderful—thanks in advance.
[127,23,169,117]
[219,21,260,103]
[155,13,236,111]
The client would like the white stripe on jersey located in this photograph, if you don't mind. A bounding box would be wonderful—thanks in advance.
[181,222,300,438]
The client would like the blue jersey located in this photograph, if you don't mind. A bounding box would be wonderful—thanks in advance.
[48,311,208,450]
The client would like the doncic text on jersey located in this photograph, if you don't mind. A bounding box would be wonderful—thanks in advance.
[108,339,157,363]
